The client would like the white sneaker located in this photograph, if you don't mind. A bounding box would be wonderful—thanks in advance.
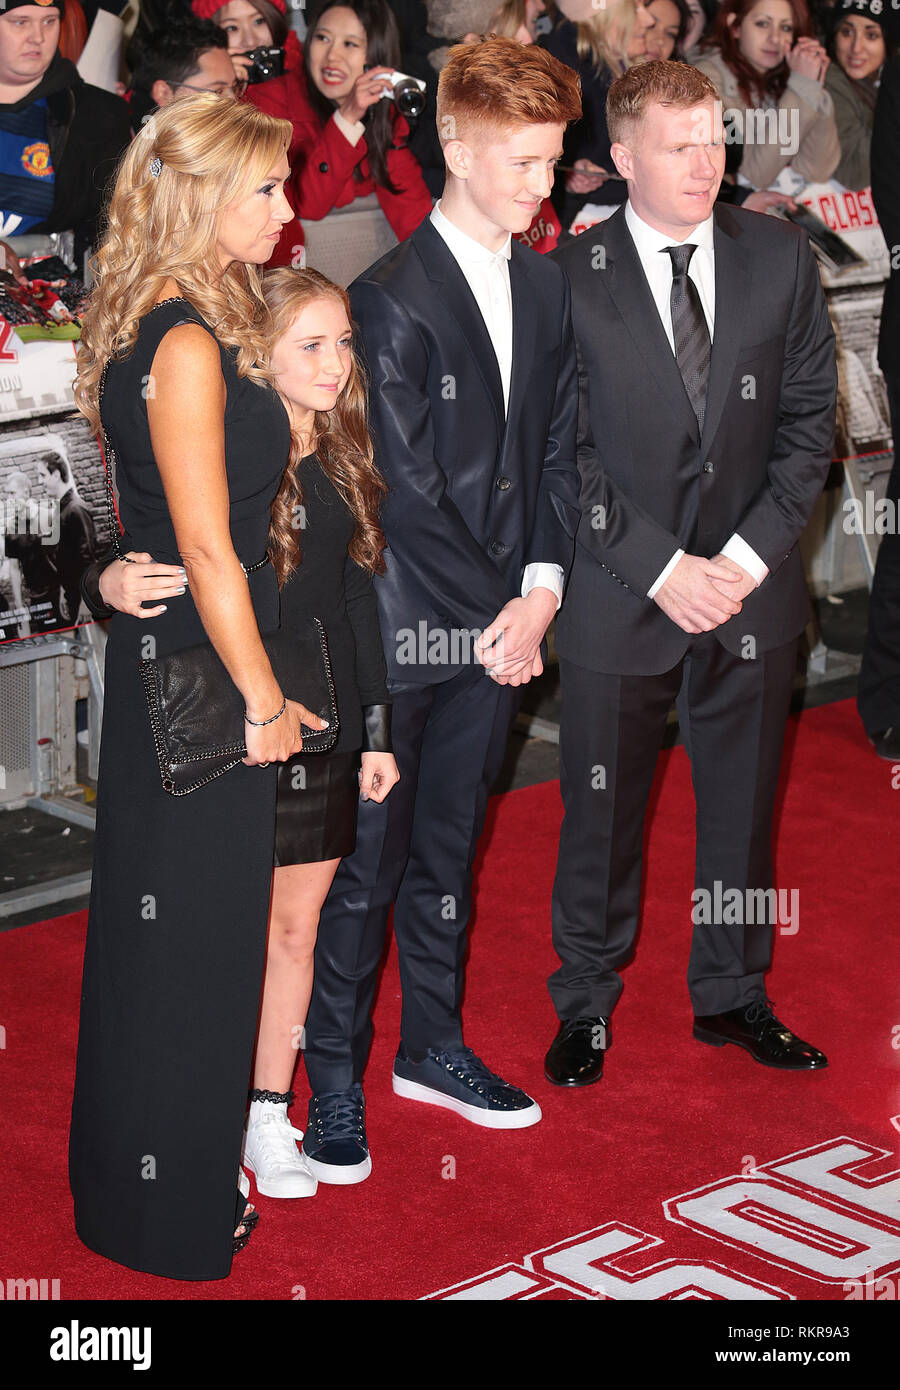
[242,1101,318,1199]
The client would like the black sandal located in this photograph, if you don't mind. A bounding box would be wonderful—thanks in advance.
[233,1202,259,1254]
[233,1168,258,1253]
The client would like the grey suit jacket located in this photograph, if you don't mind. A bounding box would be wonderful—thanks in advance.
[552,202,837,675]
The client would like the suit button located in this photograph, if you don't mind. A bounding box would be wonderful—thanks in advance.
[318,161,329,173]
[703,461,714,473]
[496,475,511,490]
[490,540,505,555]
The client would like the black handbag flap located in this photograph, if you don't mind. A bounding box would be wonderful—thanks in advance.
[139,620,339,795]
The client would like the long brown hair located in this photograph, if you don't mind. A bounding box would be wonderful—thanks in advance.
[303,0,402,194]
[263,268,386,586]
[708,0,814,105]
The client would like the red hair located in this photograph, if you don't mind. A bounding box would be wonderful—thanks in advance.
[708,0,814,105]
[437,34,582,145]
[58,0,88,63]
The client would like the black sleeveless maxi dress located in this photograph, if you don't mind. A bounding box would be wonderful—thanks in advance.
[68,298,290,1280]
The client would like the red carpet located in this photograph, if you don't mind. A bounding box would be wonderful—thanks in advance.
[2,698,899,1301]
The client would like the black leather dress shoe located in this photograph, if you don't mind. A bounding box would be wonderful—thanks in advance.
[544,1017,610,1086]
[693,999,827,1070]
[871,727,900,761]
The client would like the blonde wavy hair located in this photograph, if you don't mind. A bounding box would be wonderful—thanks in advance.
[563,0,646,74]
[262,268,387,586]
[74,92,294,433]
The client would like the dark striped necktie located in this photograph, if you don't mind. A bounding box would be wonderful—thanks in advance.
[664,242,711,432]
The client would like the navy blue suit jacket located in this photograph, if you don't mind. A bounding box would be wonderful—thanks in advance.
[349,215,580,683]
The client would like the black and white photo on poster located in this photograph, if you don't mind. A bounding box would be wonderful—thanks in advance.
[0,414,111,643]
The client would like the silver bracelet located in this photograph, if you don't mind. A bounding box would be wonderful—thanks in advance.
[244,696,286,727]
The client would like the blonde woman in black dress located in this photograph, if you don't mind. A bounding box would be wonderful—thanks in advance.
[69,94,328,1279]
[82,267,399,1199]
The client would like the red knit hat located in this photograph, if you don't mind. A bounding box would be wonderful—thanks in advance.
[190,0,286,19]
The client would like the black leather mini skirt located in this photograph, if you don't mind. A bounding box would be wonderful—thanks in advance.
[273,750,360,867]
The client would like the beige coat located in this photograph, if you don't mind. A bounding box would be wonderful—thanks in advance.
[694,47,841,190]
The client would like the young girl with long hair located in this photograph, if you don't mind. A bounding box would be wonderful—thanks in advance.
[694,0,840,191]
[260,0,433,268]
[825,0,895,190]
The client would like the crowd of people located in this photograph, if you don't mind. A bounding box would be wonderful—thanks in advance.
[0,0,896,1288]
[1,0,898,268]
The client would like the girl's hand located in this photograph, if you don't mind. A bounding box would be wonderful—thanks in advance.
[359,751,399,803]
[337,66,395,126]
[788,37,829,84]
[98,550,187,617]
[242,698,329,767]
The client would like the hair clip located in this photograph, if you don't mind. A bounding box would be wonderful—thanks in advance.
[150,156,163,178]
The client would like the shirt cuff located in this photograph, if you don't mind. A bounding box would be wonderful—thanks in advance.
[719,533,769,586]
[521,562,564,610]
[333,110,366,146]
[647,549,684,599]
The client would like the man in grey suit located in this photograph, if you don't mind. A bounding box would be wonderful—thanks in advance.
[545,60,837,1086]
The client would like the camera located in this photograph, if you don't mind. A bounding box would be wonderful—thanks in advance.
[378,70,427,120]
[241,46,286,85]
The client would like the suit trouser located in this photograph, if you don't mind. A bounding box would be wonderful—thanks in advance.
[549,632,797,1021]
[304,663,522,1093]
[858,375,900,737]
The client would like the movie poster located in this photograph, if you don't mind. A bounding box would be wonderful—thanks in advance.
[0,413,112,643]
[801,183,894,525]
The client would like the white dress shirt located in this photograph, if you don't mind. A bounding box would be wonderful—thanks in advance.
[430,201,564,609]
[623,202,769,597]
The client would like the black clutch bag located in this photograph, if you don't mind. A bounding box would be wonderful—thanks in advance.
[139,625,339,796]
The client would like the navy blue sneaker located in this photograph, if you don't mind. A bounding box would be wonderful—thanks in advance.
[392,1044,542,1129]
[301,1083,372,1184]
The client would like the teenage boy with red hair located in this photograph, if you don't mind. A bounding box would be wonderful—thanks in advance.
[297,37,582,1184]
